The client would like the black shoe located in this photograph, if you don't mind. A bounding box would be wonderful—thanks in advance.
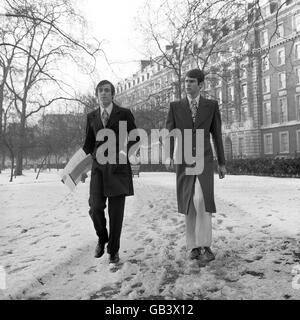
[94,242,105,258]
[109,252,120,264]
[189,248,200,260]
[201,247,215,263]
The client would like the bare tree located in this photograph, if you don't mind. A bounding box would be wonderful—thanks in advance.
[0,0,101,175]
[137,0,290,88]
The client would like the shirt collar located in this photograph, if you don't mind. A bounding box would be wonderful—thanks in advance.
[100,102,113,116]
[187,94,200,105]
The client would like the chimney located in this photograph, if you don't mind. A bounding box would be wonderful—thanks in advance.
[140,60,151,71]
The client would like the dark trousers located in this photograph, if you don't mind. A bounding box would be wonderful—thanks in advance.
[89,194,125,255]
[88,168,126,256]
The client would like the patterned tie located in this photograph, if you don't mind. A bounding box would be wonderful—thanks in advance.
[102,109,109,127]
[190,99,198,122]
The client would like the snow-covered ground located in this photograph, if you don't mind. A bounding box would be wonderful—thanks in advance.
[0,169,300,300]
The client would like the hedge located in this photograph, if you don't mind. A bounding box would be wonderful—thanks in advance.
[139,158,300,178]
[215,158,300,178]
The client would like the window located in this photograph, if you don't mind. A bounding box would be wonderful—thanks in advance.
[294,13,300,32]
[277,48,285,65]
[296,67,300,84]
[260,30,268,47]
[279,132,289,153]
[215,77,221,87]
[241,84,247,98]
[261,5,270,18]
[262,54,270,71]
[241,106,248,122]
[296,95,300,120]
[279,97,288,122]
[238,137,244,155]
[229,109,235,122]
[295,42,300,60]
[206,81,211,90]
[297,130,300,152]
[240,67,247,79]
[216,88,222,103]
[263,101,272,125]
[278,72,286,90]
[228,86,234,102]
[262,76,270,93]
[264,134,273,154]
[276,23,284,39]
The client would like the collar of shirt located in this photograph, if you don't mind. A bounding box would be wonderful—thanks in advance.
[100,102,113,117]
[187,93,200,106]
[187,94,200,106]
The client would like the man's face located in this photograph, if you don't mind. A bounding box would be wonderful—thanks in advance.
[185,76,202,97]
[97,84,113,107]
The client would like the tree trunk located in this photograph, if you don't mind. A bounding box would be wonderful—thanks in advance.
[15,146,23,176]
[10,155,14,182]
[55,155,59,171]
[48,154,51,171]
[36,154,48,180]
[1,149,5,171]
[15,104,27,176]
[5,140,14,182]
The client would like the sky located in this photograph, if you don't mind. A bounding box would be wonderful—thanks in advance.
[74,0,149,92]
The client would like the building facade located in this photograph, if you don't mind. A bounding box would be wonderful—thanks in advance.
[116,0,300,160]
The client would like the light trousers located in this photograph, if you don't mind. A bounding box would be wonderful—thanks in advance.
[185,178,212,250]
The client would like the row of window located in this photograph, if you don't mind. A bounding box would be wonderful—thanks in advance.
[213,67,300,103]
[264,130,300,154]
[208,61,300,101]
[262,95,300,125]
[261,43,300,73]
[221,95,300,126]
[117,72,174,95]
[260,13,300,47]
[262,67,300,94]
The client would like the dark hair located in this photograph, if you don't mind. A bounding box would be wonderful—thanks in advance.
[95,80,115,97]
[185,69,205,85]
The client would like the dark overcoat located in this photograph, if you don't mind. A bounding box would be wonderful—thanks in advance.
[83,103,137,197]
[166,96,225,214]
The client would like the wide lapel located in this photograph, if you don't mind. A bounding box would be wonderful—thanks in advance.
[194,95,210,129]
[106,102,121,129]
[92,107,103,132]
[181,97,194,129]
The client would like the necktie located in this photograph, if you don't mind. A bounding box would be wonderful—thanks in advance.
[190,99,198,122]
[102,109,109,127]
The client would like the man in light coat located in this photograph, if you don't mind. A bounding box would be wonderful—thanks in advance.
[165,69,226,264]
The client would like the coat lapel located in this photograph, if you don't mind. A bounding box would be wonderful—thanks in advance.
[194,95,210,129]
[106,102,121,128]
[92,108,103,132]
[181,97,194,129]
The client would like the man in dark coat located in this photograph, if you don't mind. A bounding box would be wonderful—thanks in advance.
[165,69,226,264]
[83,80,138,264]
